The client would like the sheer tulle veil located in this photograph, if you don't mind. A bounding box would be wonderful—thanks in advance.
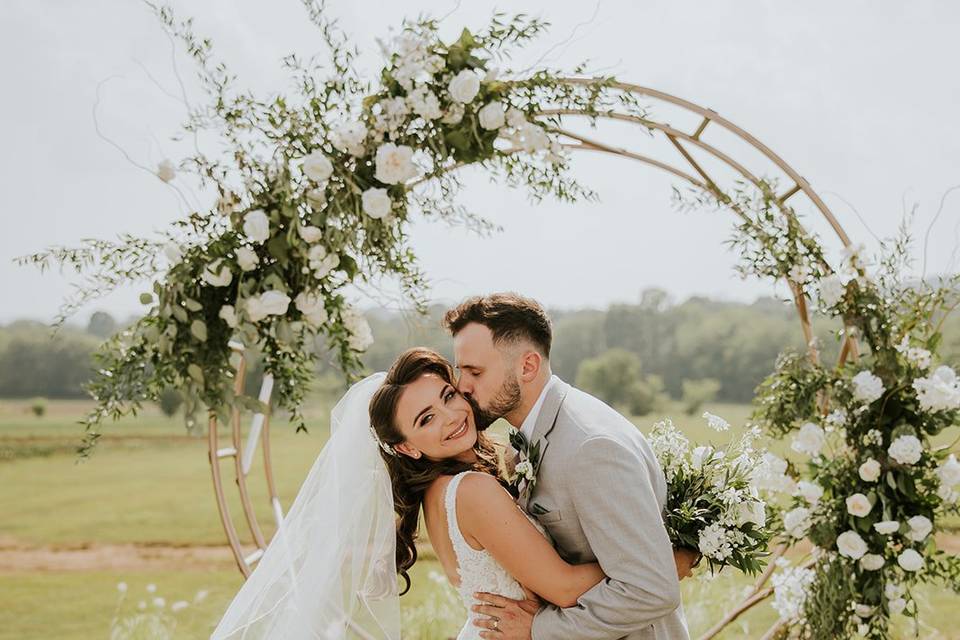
[211,372,401,639]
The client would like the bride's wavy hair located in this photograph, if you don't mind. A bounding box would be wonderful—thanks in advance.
[369,347,504,595]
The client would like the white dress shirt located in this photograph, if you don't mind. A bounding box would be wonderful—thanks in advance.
[517,375,559,442]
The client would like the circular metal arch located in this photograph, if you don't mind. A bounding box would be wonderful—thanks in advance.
[208,83,859,607]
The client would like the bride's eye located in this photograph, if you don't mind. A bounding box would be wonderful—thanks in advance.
[444,389,456,402]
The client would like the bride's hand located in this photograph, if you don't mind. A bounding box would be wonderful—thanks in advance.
[673,547,701,580]
[519,586,542,614]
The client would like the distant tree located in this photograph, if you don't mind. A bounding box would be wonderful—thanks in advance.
[576,348,666,416]
[157,388,183,417]
[30,397,47,417]
[681,378,722,415]
[86,311,118,339]
[0,326,97,398]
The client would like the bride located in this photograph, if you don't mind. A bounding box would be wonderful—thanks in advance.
[211,347,604,639]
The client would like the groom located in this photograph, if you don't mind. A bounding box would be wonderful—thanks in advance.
[443,293,694,640]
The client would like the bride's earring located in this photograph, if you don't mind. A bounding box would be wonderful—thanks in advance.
[395,443,421,459]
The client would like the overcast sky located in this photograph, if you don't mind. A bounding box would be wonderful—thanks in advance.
[3,0,959,324]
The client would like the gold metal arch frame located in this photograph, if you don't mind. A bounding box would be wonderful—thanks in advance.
[207,81,859,637]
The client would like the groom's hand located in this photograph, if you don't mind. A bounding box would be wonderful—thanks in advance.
[673,547,701,580]
[473,592,537,640]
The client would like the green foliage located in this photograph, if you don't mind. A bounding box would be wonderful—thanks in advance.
[575,348,666,416]
[29,397,47,417]
[156,388,183,418]
[681,378,721,415]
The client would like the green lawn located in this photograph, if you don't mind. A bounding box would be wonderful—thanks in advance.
[1,398,957,639]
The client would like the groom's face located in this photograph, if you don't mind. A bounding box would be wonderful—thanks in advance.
[452,322,521,429]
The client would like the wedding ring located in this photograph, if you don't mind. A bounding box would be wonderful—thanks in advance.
[493,618,500,631]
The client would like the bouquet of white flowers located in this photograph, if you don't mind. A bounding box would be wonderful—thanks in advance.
[649,413,774,575]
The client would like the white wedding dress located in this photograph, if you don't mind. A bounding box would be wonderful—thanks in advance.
[444,471,546,640]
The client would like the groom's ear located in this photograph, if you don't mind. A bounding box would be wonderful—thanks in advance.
[394,442,421,460]
[518,350,543,382]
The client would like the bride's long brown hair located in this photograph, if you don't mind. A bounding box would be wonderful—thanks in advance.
[369,347,505,595]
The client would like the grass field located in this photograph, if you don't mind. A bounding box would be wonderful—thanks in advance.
[1,397,957,639]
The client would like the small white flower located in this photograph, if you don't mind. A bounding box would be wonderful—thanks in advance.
[791,422,825,457]
[897,548,924,572]
[888,434,923,465]
[885,582,905,600]
[245,291,291,323]
[306,187,327,210]
[163,242,183,264]
[796,481,824,504]
[146,583,157,593]
[299,225,323,243]
[771,564,816,622]
[515,460,535,480]
[407,86,443,121]
[295,291,329,327]
[824,409,847,429]
[836,530,868,559]
[783,507,811,538]
[343,306,374,351]
[873,520,900,535]
[736,500,766,528]
[236,246,259,272]
[752,452,795,494]
[818,274,846,307]
[691,445,713,471]
[913,365,960,413]
[483,67,500,82]
[858,458,881,482]
[702,411,730,431]
[515,122,549,152]
[243,209,271,244]
[859,554,884,571]
[854,603,875,618]
[852,370,885,403]
[888,597,907,615]
[447,69,481,103]
[330,121,367,157]
[896,336,932,370]
[506,107,527,129]
[906,515,932,542]
[845,493,872,518]
[374,143,418,185]
[202,259,233,287]
[937,454,960,487]
[478,100,506,130]
[171,600,189,613]
[157,159,176,182]
[117,582,128,593]
[137,601,146,610]
[153,597,166,608]
[194,590,209,602]
[441,103,464,125]
[302,151,334,182]
[361,187,392,219]
[218,305,238,328]
[307,245,339,279]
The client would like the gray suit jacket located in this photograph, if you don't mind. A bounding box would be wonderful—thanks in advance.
[521,379,689,640]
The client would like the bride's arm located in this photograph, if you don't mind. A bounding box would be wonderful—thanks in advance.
[456,473,604,608]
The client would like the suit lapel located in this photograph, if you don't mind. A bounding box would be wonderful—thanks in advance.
[519,379,569,510]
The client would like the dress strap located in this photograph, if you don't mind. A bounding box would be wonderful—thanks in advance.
[444,471,477,557]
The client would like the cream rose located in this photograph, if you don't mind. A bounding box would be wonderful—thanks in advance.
[202,260,233,287]
[298,225,323,243]
[447,69,481,103]
[873,520,900,535]
[236,246,259,272]
[294,291,329,327]
[858,458,881,482]
[859,554,884,571]
[243,210,270,244]
[791,422,825,457]
[845,493,872,518]
[852,370,885,403]
[302,152,333,182]
[361,187,392,219]
[478,100,506,130]
[906,515,932,542]
[245,291,291,323]
[836,530,868,559]
[374,143,418,185]
[888,434,923,465]
[897,549,924,572]
[218,305,238,328]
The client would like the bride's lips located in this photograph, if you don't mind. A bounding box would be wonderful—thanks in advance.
[444,418,469,442]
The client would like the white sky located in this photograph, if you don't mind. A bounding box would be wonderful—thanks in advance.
[3,0,959,324]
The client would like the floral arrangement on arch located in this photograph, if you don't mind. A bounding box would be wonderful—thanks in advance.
[20,2,648,453]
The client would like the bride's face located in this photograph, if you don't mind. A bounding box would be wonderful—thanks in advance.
[392,373,478,462]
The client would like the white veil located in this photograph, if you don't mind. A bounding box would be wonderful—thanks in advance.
[211,372,400,640]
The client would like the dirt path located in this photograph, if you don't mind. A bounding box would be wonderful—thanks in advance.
[0,537,238,572]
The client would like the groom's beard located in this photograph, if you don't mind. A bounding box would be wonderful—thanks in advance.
[467,374,522,430]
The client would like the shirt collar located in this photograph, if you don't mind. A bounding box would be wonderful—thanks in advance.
[518,375,559,441]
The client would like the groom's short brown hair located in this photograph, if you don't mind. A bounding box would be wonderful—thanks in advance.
[443,292,552,358]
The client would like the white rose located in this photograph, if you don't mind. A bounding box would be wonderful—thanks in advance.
[515,460,534,480]
[343,307,374,351]
[294,291,329,327]
[897,548,924,572]
[858,458,881,482]
[236,246,259,272]
[157,159,176,183]
[361,187,392,219]
[298,225,323,243]
[517,122,549,152]
[859,554,885,571]
[163,242,183,264]
[506,107,527,129]
[913,365,960,413]
[478,100,506,130]
[736,500,767,528]
[873,520,900,535]
[441,103,464,125]
[407,87,443,121]
[245,291,291,323]
[906,515,932,542]
[307,245,339,279]
[938,454,960,487]
[302,152,334,182]
[854,604,875,618]
[202,259,233,287]
[447,69,481,104]
[218,305,238,328]
[752,452,795,494]
[305,188,327,210]
[791,422,825,457]
[845,493,872,518]
[243,209,270,244]
[691,445,713,471]
[852,370,885,403]
[330,121,367,157]
[783,507,811,538]
[888,597,906,615]
[374,143,418,185]
[836,530,868,559]
[796,481,824,504]
[888,434,923,465]
[818,274,846,307]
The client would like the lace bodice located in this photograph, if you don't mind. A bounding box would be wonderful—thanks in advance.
[444,471,544,640]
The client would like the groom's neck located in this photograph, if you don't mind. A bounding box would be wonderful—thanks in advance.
[505,369,551,428]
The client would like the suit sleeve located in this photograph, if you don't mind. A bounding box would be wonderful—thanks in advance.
[531,435,682,640]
